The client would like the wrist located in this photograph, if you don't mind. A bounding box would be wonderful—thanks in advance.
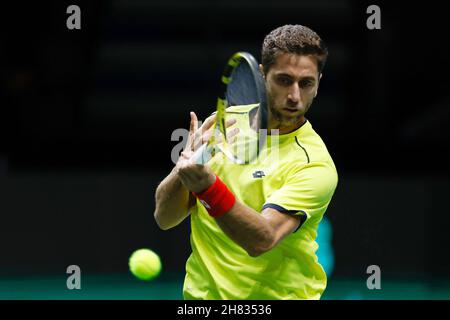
[189,173,216,194]
[192,175,236,218]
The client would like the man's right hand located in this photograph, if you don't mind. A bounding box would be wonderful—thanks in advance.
[175,112,235,193]
[184,111,238,156]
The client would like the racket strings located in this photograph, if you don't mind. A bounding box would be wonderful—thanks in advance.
[222,60,264,164]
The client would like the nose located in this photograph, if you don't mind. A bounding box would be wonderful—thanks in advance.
[287,83,300,103]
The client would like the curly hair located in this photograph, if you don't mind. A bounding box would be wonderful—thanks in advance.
[262,25,328,75]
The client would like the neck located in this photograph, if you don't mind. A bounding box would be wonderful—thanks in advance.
[268,116,306,135]
[249,107,306,135]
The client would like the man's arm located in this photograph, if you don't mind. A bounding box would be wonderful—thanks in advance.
[176,156,301,256]
[154,167,196,230]
[215,201,301,257]
[213,161,337,257]
[154,111,232,230]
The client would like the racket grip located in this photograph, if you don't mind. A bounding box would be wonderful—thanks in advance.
[192,144,213,165]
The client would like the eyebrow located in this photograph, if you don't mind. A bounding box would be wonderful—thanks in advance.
[276,73,316,82]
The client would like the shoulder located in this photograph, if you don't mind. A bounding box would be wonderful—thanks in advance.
[291,120,335,166]
[278,160,338,205]
[281,120,338,188]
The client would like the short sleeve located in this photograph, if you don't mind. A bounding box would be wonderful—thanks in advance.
[262,161,338,229]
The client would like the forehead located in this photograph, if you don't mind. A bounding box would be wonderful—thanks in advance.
[269,53,319,79]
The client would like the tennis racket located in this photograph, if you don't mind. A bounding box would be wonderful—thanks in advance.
[192,51,268,165]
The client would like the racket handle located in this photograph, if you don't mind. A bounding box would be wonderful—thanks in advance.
[191,143,213,165]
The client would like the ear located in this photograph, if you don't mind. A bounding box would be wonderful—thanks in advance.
[259,64,265,79]
[315,73,322,97]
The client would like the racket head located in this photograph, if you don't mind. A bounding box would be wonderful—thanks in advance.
[194,52,268,165]
[216,52,268,164]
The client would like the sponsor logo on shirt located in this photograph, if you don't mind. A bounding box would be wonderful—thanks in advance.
[252,170,266,179]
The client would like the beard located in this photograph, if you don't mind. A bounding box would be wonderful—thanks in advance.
[268,95,313,128]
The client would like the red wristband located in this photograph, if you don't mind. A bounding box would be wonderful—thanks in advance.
[192,175,236,218]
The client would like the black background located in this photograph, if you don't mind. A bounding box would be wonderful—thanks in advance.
[1,0,449,286]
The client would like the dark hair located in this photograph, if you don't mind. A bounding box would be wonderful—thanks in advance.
[262,24,328,75]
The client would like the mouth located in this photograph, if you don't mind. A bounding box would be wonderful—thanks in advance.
[283,107,298,114]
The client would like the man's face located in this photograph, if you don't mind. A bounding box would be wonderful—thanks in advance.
[262,53,321,132]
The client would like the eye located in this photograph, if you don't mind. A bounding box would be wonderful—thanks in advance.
[277,76,292,86]
[299,80,314,88]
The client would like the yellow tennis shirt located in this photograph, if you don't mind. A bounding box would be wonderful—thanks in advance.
[183,104,338,300]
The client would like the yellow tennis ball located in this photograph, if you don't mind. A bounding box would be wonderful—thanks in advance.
[129,249,162,281]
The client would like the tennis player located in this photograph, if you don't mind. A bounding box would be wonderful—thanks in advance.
[154,25,338,299]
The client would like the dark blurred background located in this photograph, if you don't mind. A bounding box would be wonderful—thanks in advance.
[1,0,450,299]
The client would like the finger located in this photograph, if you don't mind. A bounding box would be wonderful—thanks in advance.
[181,150,194,159]
[189,111,199,135]
[180,151,189,159]
[227,127,240,140]
[191,115,214,149]
[208,126,239,144]
[201,128,213,143]
[203,118,235,143]
[225,128,241,146]
[225,118,237,128]
[192,128,206,151]
[201,115,216,131]
[229,135,238,145]
[184,112,198,150]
